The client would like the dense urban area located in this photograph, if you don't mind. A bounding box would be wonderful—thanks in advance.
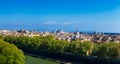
[0,29,120,43]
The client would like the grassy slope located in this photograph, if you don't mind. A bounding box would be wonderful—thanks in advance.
[25,55,59,64]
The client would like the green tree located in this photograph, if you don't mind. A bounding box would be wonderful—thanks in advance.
[94,43,120,58]
[0,40,25,64]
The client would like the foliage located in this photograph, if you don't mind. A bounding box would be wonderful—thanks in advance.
[3,36,93,56]
[93,43,120,58]
[2,35,120,63]
[0,40,25,64]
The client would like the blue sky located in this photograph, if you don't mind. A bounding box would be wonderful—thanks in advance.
[0,0,120,32]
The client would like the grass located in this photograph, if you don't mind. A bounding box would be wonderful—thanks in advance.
[25,55,59,64]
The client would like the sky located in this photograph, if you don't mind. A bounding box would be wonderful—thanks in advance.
[0,0,120,32]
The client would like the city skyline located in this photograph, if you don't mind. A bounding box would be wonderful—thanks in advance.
[0,0,120,33]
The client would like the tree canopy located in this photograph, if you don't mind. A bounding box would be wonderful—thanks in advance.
[1,35,120,64]
[0,40,25,64]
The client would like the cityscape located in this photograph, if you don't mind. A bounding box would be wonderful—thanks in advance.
[0,0,120,64]
[0,29,120,43]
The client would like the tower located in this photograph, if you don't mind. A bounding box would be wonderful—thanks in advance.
[101,32,104,35]
[94,30,97,35]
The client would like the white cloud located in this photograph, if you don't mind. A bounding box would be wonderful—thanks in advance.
[62,21,77,25]
[44,21,77,26]
[44,21,57,25]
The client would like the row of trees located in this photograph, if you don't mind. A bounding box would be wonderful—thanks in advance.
[0,39,25,64]
[2,35,120,59]
[2,36,93,56]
